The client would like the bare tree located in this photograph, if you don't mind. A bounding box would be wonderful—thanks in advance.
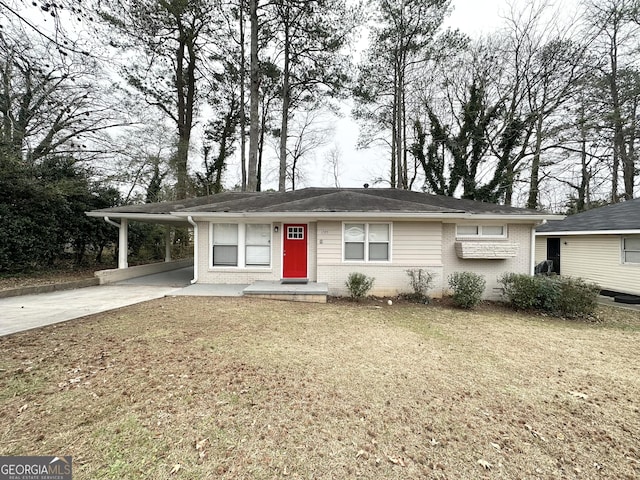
[324,145,342,188]
[0,22,127,165]
[284,108,334,190]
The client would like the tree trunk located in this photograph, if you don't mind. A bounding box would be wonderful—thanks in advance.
[278,16,290,192]
[390,67,397,188]
[174,23,196,200]
[175,37,189,199]
[609,29,622,203]
[623,96,637,200]
[239,0,247,191]
[526,108,546,209]
[395,58,403,189]
[247,0,259,192]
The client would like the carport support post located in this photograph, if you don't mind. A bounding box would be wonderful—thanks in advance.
[118,219,128,269]
[165,226,172,263]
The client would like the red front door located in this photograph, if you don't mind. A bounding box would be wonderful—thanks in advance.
[283,224,307,279]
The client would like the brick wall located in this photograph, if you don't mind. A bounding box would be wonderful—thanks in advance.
[442,223,533,299]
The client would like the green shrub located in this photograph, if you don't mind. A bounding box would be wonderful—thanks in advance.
[498,273,559,311]
[448,272,485,309]
[345,272,374,300]
[499,273,599,318]
[555,277,600,318]
[404,268,435,303]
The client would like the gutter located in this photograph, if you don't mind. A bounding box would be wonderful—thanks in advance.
[187,216,198,284]
[170,211,564,222]
[536,229,640,236]
[87,211,189,224]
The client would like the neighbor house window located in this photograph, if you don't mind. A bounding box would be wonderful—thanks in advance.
[212,224,238,266]
[344,223,390,261]
[456,224,506,238]
[623,236,640,264]
[246,224,271,266]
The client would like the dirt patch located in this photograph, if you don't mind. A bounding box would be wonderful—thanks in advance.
[0,267,102,292]
[1,298,639,479]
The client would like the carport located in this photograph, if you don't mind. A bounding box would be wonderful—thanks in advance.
[85,196,220,284]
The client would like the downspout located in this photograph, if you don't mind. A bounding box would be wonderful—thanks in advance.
[530,226,537,276]
[104,216,120,228]
[187,216,198,284]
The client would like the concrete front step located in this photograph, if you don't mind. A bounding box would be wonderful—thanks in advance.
[242,281,329,303]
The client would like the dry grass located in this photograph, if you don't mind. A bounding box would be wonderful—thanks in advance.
[0,267,100,292]
[1,297,639,479]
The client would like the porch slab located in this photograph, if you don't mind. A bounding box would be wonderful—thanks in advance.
[173,283,248,297]
[243,281,329,303]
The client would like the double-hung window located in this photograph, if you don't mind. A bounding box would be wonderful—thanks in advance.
[456,224,506,239]
[245,224,271,266]
[622,236,640,264]
[344,223,390,261]
[212,224,238,266]
[212,223,271,268]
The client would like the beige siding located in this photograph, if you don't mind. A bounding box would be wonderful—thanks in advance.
[316,220,444,297]
[559,235,640,295]
[393,222,442,264]
[307,223,318,282]
[442,223,534,300]
[534,236,547,264]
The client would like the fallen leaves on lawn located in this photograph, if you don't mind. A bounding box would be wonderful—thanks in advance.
[525,424,547,442]
[195,438,208,462]
[569,390,588,400]
[386,455,406,467]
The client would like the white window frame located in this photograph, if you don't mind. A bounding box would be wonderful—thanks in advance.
[622,236,640,264]
[210,222,272,269]
[211,223,239,267]
[456,224,507,239]
[342,222,392,263]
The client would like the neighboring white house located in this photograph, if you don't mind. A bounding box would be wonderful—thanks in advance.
[535,197,640,298]
[87,188,559,300]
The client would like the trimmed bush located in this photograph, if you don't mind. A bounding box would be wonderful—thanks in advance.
[448,272,486,309]
[498,273,559,311]
[404,268,435,303]
[499,273,599,319]
[555,277,600,318]
[345,272,374,300]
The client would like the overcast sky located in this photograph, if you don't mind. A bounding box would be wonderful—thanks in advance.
[249,0,509,191]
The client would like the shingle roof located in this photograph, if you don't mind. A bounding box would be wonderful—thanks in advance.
[89,188,551,217]
[536,197,640,233]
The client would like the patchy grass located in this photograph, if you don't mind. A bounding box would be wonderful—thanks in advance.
[1,298,639,479]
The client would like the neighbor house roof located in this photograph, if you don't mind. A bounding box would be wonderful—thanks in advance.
[87,187,558,222]
[536,197,640,234]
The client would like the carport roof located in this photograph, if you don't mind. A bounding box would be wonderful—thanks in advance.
[87,187,557,220]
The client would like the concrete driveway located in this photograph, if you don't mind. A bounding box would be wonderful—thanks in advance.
[0,284,182,337]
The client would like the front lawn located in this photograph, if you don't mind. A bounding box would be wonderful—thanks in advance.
[1,298,638,479]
